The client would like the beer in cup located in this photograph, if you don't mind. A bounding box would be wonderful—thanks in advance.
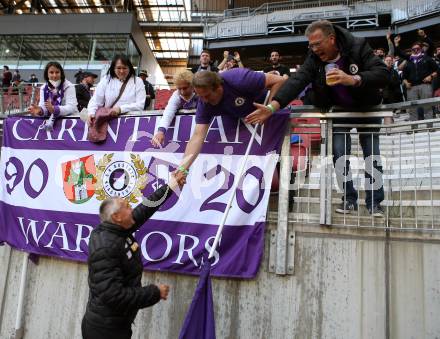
[325,63,339,86]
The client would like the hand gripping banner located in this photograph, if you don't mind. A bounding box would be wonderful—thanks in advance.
[0,114,286,278]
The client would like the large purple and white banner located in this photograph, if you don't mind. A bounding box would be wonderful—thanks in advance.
[0,114,286,278]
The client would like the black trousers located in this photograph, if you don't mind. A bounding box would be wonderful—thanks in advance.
[82,317,132,339]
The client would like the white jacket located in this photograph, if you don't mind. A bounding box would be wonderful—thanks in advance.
[87,75,146,116]
[38,79,78,116]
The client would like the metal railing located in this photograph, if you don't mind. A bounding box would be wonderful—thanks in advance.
[392,0,440,22]
[223,0,387,18]
[205,0,392,39]
[0,85,39,116]
[282,97,440,231]
[207,0,440,39]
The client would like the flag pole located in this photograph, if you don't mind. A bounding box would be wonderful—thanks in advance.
[208,91,271,259]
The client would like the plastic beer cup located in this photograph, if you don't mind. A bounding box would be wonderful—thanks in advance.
[325,63,339,86]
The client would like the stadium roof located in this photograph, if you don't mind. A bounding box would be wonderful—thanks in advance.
[0,0,224,66]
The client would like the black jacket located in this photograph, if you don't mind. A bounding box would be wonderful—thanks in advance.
[401,55,438,86]
[191,64,219,73]
[83,185,172,329]
[75,84,92,111]
[142,80,155,109]
[263,64,291,77]
[273,25,389,109]
[382,68,403,104]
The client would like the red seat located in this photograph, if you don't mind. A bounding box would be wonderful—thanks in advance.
[291,144,308,172]
[291,117,321,147]
[154,89,175,110]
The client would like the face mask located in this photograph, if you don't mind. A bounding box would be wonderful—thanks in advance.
[49,79,61,88]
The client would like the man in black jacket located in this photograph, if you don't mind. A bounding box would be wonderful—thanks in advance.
[263,50,291,79]
[81,173,185,339]
[382,55,403,104]
[75,72,97,111]
[191,50,219,74]
[400,41,438,124]
[245,20,389,216]
[139,70,155,109]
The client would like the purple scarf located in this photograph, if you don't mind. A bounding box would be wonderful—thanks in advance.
[43,82,65,117]
[410,53,424,64]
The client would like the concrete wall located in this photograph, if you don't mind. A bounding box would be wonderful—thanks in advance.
[1,224,439,339]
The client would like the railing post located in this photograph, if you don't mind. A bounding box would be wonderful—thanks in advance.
[14,252,30,339]
[326,119,333,225]
[30,85,36,106]
[18,87,24,112]
[0,90,3,115]
[276,122,292,275]
[319,119,328,225]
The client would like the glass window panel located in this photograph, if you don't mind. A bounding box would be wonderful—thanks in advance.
[0,35,23,68]
[39,35,67,69]
[127,39,140,69]
[63,35,92,66]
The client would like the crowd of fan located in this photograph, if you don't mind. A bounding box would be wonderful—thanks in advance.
[192,28,440,125]
[1,27,439,125]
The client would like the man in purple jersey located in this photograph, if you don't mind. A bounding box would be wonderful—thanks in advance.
[173,68,285,179]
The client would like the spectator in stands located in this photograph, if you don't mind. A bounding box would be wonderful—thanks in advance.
[382,55,403,124]
[12,69,21,82]
[138,70,155,110]
[151,70,198,147]
[191,50,219,73]
[400,41,438,126]
[28,74,39,83]
[374,48,386,60]
[76,71,97,111]
[386,32,395,56]
[417,29,434,56]
[383,55,403,104]
[433,47,440,65]
[74,68,83,84]
[86,55,146,126]
[433,47,440,91]
[27,61,78,118]
[263,50,291,79]
[250,20,389,216]
[434,47,440,116]
[2,65,12,90]
[81,174,185,339]
[173,68,285,178]
[218,51,244,72]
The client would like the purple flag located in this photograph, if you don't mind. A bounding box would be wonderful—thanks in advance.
[0,115,287,278]
[179,259,216,339]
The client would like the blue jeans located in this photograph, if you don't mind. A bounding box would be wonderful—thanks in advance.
[332,123,384,209]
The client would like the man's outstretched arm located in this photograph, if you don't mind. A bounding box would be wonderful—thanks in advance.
[179,123,210,171]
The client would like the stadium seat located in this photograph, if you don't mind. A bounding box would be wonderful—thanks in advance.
[154,89,175,110]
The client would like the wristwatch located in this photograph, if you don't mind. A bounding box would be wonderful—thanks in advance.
[352,75,362,87]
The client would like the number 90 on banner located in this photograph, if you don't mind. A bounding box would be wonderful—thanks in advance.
[4,157,49,199]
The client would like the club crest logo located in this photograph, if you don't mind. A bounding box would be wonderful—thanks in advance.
[235,97,245,106]
[349,64,359,74]
[62,155,96,204]
[95,153,148,203]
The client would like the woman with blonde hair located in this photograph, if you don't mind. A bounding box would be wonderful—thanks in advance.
[151,70,198,147]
